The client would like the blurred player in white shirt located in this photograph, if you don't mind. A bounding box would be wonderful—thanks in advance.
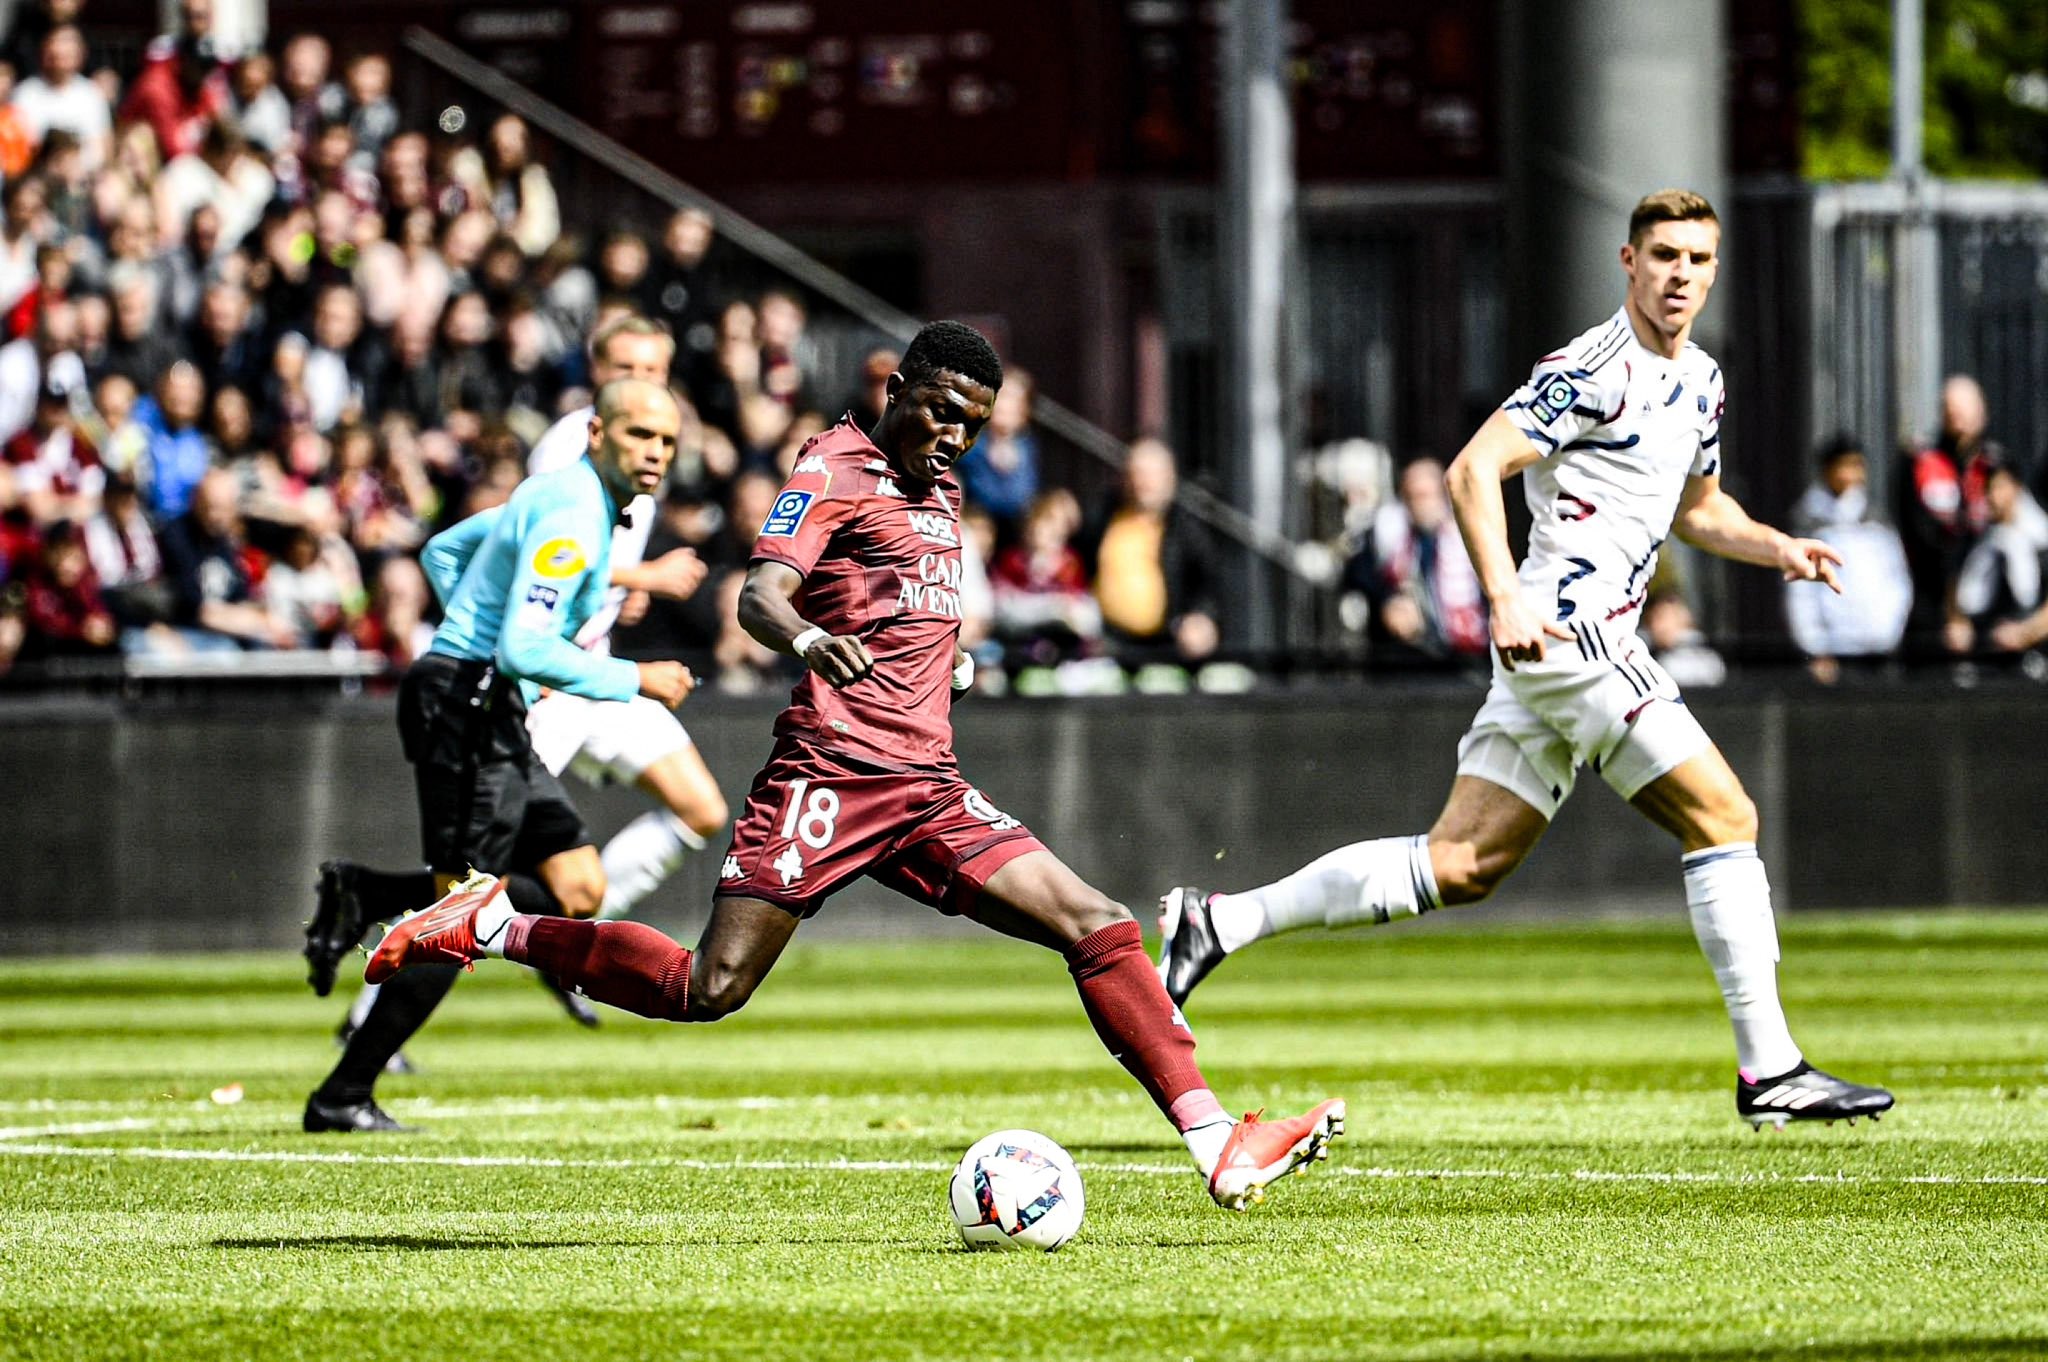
[525,318,728,945]
[1160,190,1894,1129]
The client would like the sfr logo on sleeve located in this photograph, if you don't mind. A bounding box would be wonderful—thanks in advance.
[761,489,816,537]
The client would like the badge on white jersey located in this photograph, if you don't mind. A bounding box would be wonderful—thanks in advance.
[1526,375,1582,427]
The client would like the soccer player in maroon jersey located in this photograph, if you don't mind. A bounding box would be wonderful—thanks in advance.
[368,321,1344,1210]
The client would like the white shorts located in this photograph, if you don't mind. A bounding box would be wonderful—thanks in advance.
[1454,619,1711,820]
[525,691,692,787]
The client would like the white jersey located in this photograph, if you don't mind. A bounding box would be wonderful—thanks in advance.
[1501,308,1724,630]
[528,405,656,652]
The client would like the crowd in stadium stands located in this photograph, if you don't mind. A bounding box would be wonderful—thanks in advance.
[0,2,2042,690]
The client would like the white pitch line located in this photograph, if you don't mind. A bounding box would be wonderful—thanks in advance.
[0,1138,2043,1187]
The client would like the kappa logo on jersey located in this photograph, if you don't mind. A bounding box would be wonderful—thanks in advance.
[794,454,828,475]
[720,855,743,880]
[906,509,958,545]
[532,537,589,579]
[875,477,904,498]
[524,584,561,611]
[761,489,816,537]
[1527,375,1580,426]
[964,789,1020,831]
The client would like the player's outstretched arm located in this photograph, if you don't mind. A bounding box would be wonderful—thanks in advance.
[737,560,874,687]
[1675,472,1843,594]
[1447,411,1571,669]
[612,547,709,600]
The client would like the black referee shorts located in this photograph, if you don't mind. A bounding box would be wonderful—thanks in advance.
[397,653,592,878]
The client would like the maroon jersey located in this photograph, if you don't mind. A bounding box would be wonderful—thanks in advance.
[751,417,965,769]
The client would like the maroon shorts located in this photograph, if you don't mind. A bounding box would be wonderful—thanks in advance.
[715,736,1046,918]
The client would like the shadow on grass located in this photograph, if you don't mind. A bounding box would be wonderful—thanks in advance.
[212,1235,624,1252]
[1516,1341,2048,1362]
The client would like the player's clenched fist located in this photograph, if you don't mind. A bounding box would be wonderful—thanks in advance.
[635,660,696,708]
[804,635,876,688]
[1489,591,1572,671]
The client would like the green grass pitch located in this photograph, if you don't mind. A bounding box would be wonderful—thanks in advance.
[3,912,2046,1361]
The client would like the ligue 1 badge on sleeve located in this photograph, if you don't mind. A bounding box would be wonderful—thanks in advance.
[1530,375,1580,425]
[762,489,816,538]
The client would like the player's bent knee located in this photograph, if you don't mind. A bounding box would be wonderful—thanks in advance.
[685,963,757,1021]
[1711,794,1760,848]
[1430,839,1513,906]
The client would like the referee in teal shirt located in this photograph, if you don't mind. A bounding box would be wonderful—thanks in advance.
[305,378,695,1133]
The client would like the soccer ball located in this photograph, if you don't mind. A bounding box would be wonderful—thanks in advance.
[948,1129,1084,1252]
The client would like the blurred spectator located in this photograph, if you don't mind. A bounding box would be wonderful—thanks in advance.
[229,48,290,154]
[2,0,109,89]
[118,9,230,162]
[842,346,898,431]
[3,379,99,523]
[278,32,344,158]
[7,241,72,341]
[1342,456,1486,667]
[0,297,84,443]
[360,203,449,335]
[82,371,146,477]
[341,52,398,168]
[754,287,817,420]
[0,60,39,178]
[433,290,503,435]
[186,279,263,397]
[261,522,349,646]
[1643,591,1726,689]
[594,229,654,314]
[452,114,559,258]
[1953,462,2048,660]
[33,130,91,242]
[154,119,272,253]
[17,515,113,658]
[710,467,788,692]
[991,488,1099,666]
[352,553,434,667]
[1080,437,1218,667]
[0,176,47,315]
[1786,434,1911,683]
[1896,374,2002,659]
[12,24,109,170]
[133,360,211,520]
[297,282,370,432]
[104,268,185,389]
[81,471,172,635]
[649,207,722,356]
[329,421,426,565]
[158,465,291,649]
[960,365,1039,535]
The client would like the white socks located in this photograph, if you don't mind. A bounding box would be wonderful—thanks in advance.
[597,811,704,920]
[474,895,517,959]
[1181,1116,1235,1177]
[1683,842,1802,1078]
[1208,835,1440,951]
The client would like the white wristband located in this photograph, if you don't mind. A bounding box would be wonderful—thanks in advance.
[951,652,975,692]
[791,626,829,657]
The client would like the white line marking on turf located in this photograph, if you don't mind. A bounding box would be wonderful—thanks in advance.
[0,1131,2043,1187]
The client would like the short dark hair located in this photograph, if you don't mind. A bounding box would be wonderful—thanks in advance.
[1817,432,1865,468]
[898,320,1002,394]
[1628,188,1718,245]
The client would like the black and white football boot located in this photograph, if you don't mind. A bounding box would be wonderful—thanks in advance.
[1738,1061,1895,1130]
[1157,886,1228,1006]
[305,860,375,997]
[303,1093,412,1134]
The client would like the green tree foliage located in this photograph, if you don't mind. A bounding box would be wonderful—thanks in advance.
[1801,0,2048,179]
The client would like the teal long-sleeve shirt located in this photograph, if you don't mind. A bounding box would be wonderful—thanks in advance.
[421,457,639,704]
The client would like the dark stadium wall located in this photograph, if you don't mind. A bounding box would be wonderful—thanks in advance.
[1,690,2042,954]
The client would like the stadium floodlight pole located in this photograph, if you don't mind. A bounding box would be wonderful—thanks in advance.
[399,26,1315,586]
[1219,0,1299,654]
[1890,0,1941,450]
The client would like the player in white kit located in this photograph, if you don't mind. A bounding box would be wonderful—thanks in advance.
[341,316,727,1037]
[1158,190,1894,1129]
[524,317,728,940]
